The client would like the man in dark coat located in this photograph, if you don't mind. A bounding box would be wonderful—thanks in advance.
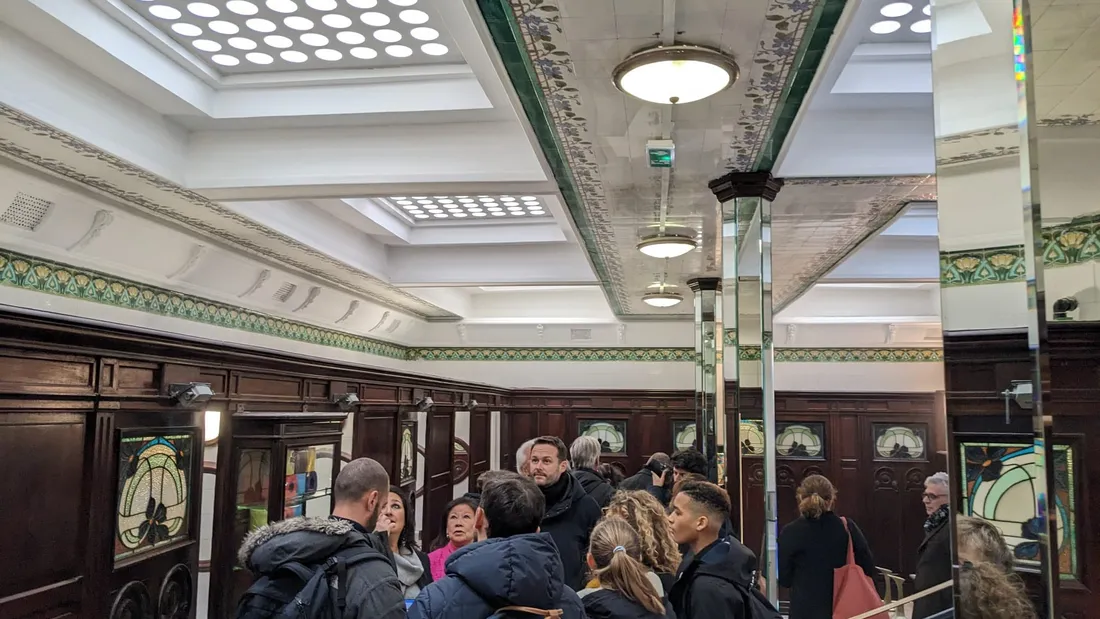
[528,435,602,591]
[913,473,954,619]
[620,452,673,505]
[668,481,759,619]
[569,435,614,508]
[407,472,585,619]
[237,458,406,619]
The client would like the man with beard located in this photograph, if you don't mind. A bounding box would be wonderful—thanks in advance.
[526,435,602,591]
[236,457,406,619]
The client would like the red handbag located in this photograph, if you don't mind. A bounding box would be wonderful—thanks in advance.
[832,517,887,619]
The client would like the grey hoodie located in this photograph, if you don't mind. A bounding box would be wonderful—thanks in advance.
[238,516,406,619]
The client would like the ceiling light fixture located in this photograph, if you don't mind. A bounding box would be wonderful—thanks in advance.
[910,18,931,33]
[880,2,912,17]
[869,20,901,34]
[613,44,739,105]
[637,227,697,259]
[643,283,684,308]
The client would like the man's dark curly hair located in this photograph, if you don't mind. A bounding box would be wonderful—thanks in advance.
[678,480,731,523]
[671,448,708,476]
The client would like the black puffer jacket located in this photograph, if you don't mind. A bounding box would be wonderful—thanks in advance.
[572,467,614,508]
[669,538,757,619]
[541,473,602,591]
[578,588,675,619]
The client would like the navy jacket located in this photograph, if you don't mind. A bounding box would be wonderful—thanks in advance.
[407,532,586,619]
[670,537,757,619]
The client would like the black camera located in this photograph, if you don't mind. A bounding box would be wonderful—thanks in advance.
[644,460,668,476]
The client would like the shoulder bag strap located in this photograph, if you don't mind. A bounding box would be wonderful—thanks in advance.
[840,516,856,566]
[496,606,563,618]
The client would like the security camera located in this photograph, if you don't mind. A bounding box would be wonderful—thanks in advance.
[463,399,480,411]
[168,383,214,408]
[333,392,360,411]
[416,397,434,412]
[1053,297,1078,320]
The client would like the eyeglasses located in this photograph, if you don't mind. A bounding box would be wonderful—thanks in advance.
[922,493,946,501]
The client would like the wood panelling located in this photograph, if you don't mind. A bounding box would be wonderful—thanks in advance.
[423,406,455,546]
[0,350,95,394]
[944,325,1100,617]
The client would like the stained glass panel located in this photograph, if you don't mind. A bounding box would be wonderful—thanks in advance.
[959,442,1078,579]
[115,431,194,562]
[740,419,765,457]
[579,420,627,454]
[672,420,697,451]
[775,422,825,459]
[873,424,928,460]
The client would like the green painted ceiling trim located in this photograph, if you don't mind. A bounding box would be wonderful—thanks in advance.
[753,0,849,171]
[738,346,943,362]
[409,347,694,362]
[475,0,623,315]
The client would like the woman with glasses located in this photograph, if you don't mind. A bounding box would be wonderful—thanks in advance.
[913,472,953,619]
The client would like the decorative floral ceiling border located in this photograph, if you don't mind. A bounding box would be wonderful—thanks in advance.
[476,0,847,315]
[941,213,1100,286]
[0,104,456,319]
[1,244,941,363]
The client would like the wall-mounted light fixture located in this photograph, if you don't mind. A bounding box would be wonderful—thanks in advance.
[416,397,434,412]
[204,410,221,443]
[332,392,360,411]
[1053,296,1078,320]
[462,399,480,411]
[169,382,214,408]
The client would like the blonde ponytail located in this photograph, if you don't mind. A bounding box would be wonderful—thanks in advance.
[589,519,665,615]
[796,474,836,520]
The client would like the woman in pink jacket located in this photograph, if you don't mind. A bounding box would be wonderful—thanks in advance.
[427,496,479,580]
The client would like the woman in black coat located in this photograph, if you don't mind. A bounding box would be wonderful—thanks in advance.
[778,475,879,619]
[912,473,954,619]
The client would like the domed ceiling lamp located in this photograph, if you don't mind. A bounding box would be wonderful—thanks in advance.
[613,44,740,105]
[637,225,698,259]
[642,281,684,308]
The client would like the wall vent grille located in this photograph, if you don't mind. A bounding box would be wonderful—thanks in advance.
[273,282,297,303]
[570,328,592,341]
[1,192,52,230]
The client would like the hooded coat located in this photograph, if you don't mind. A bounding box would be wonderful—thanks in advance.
[571,466,615,508]
[406,532,586,619]
[578,588,675,619]
[540,472,603,591]
[237,516,407,619]
[669,537,757,619]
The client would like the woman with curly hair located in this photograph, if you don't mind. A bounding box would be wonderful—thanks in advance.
[953,515,1036,619]
[601,490,682,595]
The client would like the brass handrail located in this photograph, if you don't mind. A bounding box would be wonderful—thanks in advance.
[845,580,953,619]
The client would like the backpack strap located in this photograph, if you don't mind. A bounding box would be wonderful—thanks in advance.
[325,547,386,616]
[496,606,563,618]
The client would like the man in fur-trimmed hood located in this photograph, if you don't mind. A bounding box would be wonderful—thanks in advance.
[236,458,406,619]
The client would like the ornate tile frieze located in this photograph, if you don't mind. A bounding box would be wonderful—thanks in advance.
[738,346,943,362]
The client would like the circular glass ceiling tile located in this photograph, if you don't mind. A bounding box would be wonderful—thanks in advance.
[226,0,259,15]
[192,39,222,52]
[306,0,338,9]
[209,20,240,34]
[187,2,219,17]
[409,27,438,40]
[246,52,274,64]
[149,5,182,19]
[349,46,378,59]
[280,50,309,62]
[211,54,240,66]
[284,16,314,30]
[421,43,448,56]
[337,31,366,44]
[398,9,428,24]
[373,29,401,42]
[360,12,390,26]
[869,20,900,34]
[266,0,298,13]
[322,14,352,28]
[388,0,417,5]
[316,48,343,61]
[385,44,412,57]
[228,37,258,49]
[171,23,203,36]
[246,18,277,32]
[301,32,329,46]
[347,0,377,7]
[264,34,294,48]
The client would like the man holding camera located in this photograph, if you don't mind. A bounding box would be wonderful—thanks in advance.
[619,451,674,506]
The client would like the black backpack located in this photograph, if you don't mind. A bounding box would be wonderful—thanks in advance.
[236,547,380,619]
[735,582,782,619]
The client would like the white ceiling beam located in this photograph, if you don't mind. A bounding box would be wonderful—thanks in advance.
[184,121,550,198]
[388,244,598,287]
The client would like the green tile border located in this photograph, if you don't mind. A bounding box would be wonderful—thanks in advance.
[738,346,943,362]
[407,348,694,362]
[940,213,1100,287]
[754,0,849,171]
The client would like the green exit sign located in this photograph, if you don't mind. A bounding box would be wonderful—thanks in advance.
[646,140,675,168]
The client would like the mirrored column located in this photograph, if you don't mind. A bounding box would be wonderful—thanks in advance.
[710,171,783,604]
[687,277,724,483]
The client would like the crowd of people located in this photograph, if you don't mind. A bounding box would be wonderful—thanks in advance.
[235,434,1038,619]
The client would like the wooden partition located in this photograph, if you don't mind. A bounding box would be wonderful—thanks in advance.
[943,326,1099,619]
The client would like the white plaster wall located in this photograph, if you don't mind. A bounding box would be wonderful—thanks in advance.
[937,158,1022,251]
[773,362,945,392]
[414,360,695,390]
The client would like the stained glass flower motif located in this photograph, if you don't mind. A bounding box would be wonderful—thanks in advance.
[115,433,193,562]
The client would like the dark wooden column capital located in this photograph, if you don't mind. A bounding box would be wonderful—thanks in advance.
[707,171,784,202]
